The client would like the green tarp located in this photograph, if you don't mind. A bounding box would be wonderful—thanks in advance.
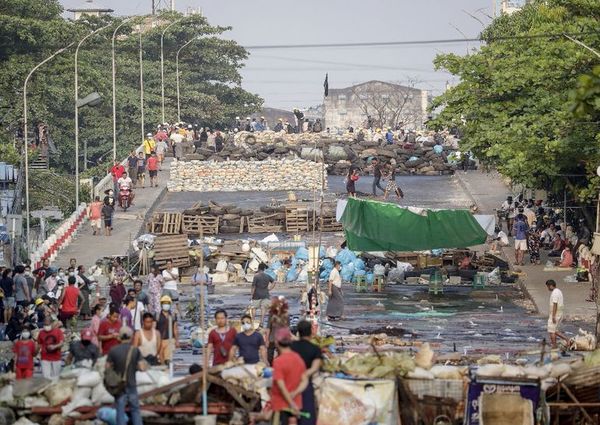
[340,198,488,251]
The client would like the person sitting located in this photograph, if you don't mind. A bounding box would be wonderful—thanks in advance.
[67,328,100,366]
[548,233,565,257]
[556,245,574,268]
[117,172,135,205]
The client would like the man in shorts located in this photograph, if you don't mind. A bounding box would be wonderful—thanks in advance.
[512,211,529,266]
[88,196,103,236]
[546,279,569,348]
[146,152,159,188]
[251,263,275,327]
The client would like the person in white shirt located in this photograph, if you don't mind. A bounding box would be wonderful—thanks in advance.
[500,196,517,236]
[127,289,145,331]
[326,261,344,320]
[161,260,180,316]
[546,279,568,348]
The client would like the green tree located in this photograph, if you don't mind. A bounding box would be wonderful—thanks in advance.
[430,0,600,223]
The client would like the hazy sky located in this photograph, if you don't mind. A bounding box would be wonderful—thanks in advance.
[60,0,493,109]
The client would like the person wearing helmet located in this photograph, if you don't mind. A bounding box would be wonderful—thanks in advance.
[67,328,99,366]
[143,133,156,159]
[156,295,179,364]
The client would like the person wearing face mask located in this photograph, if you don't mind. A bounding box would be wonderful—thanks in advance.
[67,328,99,366]
[38,317,64,379]
[156,296,179,365]
[229,314,267,365]
[13,325,37,379]
[23,266,35,300]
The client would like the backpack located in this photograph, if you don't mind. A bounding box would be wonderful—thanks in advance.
[103,346,134,397]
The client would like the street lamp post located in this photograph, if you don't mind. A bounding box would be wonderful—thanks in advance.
[140,30,145,143]
[176,37,199,122]
[112,17,133,163]
[23,42,74,253]
[160,19,182,124]
[75,24,111,207]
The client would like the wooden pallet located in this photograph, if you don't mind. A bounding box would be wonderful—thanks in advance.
[285,204,309,232]
[153,234,189,268]
[149,212,182,234]
[319,215,343,232]
[182,214,219,236]
[248,214,283,233]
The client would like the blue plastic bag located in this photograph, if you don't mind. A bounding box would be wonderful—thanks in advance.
[295,247,309,261]
[354,258,366,271]
[286,267,299,282]
[270,260,282,271]
[340,263,355,281]
[335,248,356,266]
[97,407,128,425]
[265,268,276,280]
[366,272,375,284]
[353,269,366,277]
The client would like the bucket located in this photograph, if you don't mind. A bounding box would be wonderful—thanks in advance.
[194,415,217,425]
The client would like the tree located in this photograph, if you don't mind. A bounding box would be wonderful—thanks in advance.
[429,0,600,224]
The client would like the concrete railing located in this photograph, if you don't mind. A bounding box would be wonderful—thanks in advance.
[93,144,144,198]
[31,203,88,268]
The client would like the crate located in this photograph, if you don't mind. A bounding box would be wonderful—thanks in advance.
[285,204,309,232]
[153,234,189,268]
[182,214,219,236]
[319,215,343,232]
[248,213,283,233]
[149,212,182,234]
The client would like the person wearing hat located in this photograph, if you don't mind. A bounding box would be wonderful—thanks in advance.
[274,119,284,132]
[67,328,99,366]
[143,133,156,159]
[156,295,179,364]
[270,327,308,423]
[110,160,125,195]
[107,326,147,425]
[259,116,268,131]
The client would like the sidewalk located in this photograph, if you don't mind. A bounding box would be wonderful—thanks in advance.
[54,159,172,269]
[456,170,596,323]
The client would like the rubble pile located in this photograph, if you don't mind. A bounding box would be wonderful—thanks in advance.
[167,158,326,192]
[187,131,461,176]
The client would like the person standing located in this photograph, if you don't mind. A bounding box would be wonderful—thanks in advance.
[120,297,134,330]
[102,190,115,236]
[107,326,147,425]
[67,328,99,365]
[270,328,308,424]
[126,151,138,188]
[156,296,179,365]
[546,280,568,348]
[251,263,275,327]
[109,278,126,307]
[146,267,163,316]
[90,304,103,348]
[291,320,323,425]
[207,309,237,366]
[1,268,15,323]
[88,196,103,236]
[143,133,156,159]
[146,152,159,188]
[501,196,517,236]
[326,261,344,320]
[161,260,181,316]
[58,276,82,331]
[191,266,212,321]
[13,326,36,380]
[110,160,125,194]
[135,152,146,188]
[76,265,92,320]
[23,266,35,302]
[371,158,385,196]
[512,212,529,266]
[98,306,123,356]
[527,225,541,265]
[346,167,359,198]
[133,312,161,365]
[13,265,31,308]
[229,314,267,365]
[38,317,64,379]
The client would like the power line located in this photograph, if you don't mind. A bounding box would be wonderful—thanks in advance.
[243,31,600,50]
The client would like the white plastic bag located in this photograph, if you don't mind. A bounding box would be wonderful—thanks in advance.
[76,370,101,387]
[91,383,115,404]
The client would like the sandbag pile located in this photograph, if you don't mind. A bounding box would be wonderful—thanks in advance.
[185,131,460,176]
[168,159,326,192]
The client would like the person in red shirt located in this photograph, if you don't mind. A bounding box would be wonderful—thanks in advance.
[98,306,122,355]
[207,309,236,366]
[270,328,308,424]
[58,276,83,331]
[146,152,159,188]
[38,316,64,379]
[88,196,103,236]
[110,160,126,194]
[13,326,37,379]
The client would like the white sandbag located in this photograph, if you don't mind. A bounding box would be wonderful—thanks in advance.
[414,343,435,369]
[0,385,13,403]
[477,364,505,377]
[221,365,259,382]
[135,371,154,386]
[60,368,86,379]
[94,356,107,373]
[430,365,464,380]
[137,384,156,395]
[210,272,228,284]
[215,260,228,272]
[501,365,526,378]
[76,370,101,387]
[146,369,170,385]
[23,396,50,407]
[406,367,434,380]
[260,234,278,243]
[14,417,40,425]
[44,381,74,406]
[373,264,386,276]
[91,383,114,404]
[61,397,93,416]
[156,373,175,387]
[72,387,92,401]
[523,366,550,379]
[550,363,572,378]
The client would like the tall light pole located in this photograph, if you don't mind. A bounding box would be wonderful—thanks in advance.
[140,30,145,143]
[112,17,133,162]
[176,37,199,122]
[160,19,182,124]
[23,42,74,253]
[75,24,111,207]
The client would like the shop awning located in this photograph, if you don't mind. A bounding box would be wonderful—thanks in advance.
[339,198,488,251]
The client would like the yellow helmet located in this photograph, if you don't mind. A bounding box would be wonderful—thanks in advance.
[35,298,44,306]
[160,295,172,304]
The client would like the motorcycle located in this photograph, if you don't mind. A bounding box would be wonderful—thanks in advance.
[119,187,131,211]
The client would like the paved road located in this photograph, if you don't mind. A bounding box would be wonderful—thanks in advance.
[54,159,172,269]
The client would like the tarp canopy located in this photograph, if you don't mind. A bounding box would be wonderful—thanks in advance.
[340,198,488,251]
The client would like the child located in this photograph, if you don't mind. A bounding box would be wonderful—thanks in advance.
[136,152,146,188]
[346,167,359,197]
[383,163,404,200]
[13,325,36,379]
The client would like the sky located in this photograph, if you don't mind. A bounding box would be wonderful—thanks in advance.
[59,0,494,110]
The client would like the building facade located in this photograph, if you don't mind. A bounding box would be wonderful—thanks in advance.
[323,81,428,131]
[67,0,113,20]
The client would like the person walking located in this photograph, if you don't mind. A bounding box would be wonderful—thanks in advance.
[146,267,163,316]
[1,268,15,323]
[76,265,92,320]
[136,152,146,188]
[146,152,159,187]
[133,312,161,365]
[13,326,36,380]
[38,317,64,379]
[156,295,179,364]
[102,190,115,236]
[143,133,156,159]
[106,326,148,425]
[207,309,237,366]
[229,314,267,365]
[326,261,344,320]
[291,320,323,425]
[512,211,529,266]
[251,263,275,327]
[126,151,138,189]
[58,276,82,331]
[88,196,103,236]
[545,280,569,348]
[371,158,385,196]
[13,265,31,308]
[161,260,181,316]
[383,161,404,200]
[346,167,359,198]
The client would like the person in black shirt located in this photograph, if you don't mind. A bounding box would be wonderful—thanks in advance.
[371,158,385,196]
[290,320,323,425]
[67,328,99,365]
[0,268,14,324]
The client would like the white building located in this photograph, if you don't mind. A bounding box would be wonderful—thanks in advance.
[67,0,113,20]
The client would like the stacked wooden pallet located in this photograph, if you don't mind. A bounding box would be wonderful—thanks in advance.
[285,204,310,232]
[149,212,182,234]
[248,213,284,233]
[319,214,343,232]
[182,214,220,236]
[153,234,190,268]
